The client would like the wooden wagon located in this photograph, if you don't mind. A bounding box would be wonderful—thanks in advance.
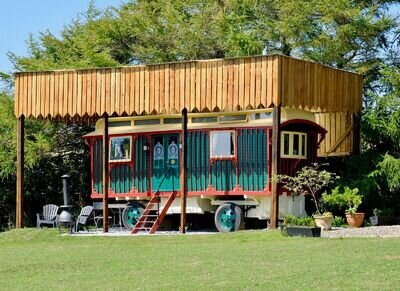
[14,55,362,232]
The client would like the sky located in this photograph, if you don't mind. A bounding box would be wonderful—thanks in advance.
[0,0,123,74]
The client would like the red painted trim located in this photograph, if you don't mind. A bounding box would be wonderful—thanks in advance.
[235,129,240,189]
[89,138,95,196]
[149,134,153,194]
[280,119,327,134]
[90,125,280,199]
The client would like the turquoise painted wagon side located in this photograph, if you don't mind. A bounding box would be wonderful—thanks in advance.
[84,108,326,232]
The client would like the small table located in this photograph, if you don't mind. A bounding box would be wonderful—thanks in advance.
[108,204,127,230]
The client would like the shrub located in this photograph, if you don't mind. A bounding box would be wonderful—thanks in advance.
[284,215,316,227]
[322,186,363,215]
[332,216,345,227]
[276,163,339,215]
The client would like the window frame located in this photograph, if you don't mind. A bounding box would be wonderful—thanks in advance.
[109,136,132,162]
[280,131,307,159]
[209,130,236,159]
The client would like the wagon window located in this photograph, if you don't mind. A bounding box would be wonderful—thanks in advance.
[281,131,307,159]
[293,134,299,155]
[109,136,132,162]
[283,133,290,155]
[219,115,247,122]
[210,131,235,158]
[134,119,160,126]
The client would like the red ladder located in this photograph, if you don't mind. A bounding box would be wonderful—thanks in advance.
[131,191,177,234]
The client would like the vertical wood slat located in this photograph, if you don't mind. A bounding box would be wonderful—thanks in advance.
[91,70,97,115]
[155,65,160,114]
[255,58,261,108]
[149,66,155,113]
[133,67,140,114]
[200,62,206,110]
[163,65,169,114]
[250,57,255,108]
[216,60,223,110]
[115,69,120,114]
[14,55,362,120]
[69,71,75,117]
[122,68,128,115]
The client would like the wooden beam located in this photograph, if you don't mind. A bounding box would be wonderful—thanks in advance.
[16,115,25,228]
[327,126,352,153]
[102,114,109,232]
[180,108,188,233]
[270,105,281,229]
[351,113,361,155]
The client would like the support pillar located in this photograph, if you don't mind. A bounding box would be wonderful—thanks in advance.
[180,108,188,234]
[270,105,281,229]
[16,115,25,228]
[102,114,109,232]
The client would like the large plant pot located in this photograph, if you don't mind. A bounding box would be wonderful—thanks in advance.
[286,226,321,237]
[346,213,365,228]
[314,215,333,230]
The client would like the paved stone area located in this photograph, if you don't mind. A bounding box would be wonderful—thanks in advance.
[321,225,400,238]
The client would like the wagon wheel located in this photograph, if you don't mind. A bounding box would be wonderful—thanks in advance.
[214,203,243,232]
[122,203,145,230]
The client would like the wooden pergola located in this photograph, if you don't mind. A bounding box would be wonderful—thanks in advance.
[14,54,363,230]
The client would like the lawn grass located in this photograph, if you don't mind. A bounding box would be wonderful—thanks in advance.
[0,229,399,290]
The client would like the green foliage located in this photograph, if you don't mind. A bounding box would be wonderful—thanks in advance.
[332,216,346,227]
[363,68,400,153]
[0,94,55,178]
[370,153,400,192]
[322,186,363,215]
[284,215,316,227]
[2,0,400,228]
[9,0,396,72]
[276,163,339,214]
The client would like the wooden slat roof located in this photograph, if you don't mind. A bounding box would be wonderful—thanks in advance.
[14,55,363,120]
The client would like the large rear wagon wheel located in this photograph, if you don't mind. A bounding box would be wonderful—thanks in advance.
[122,203,145,230]
[214,203,243,232]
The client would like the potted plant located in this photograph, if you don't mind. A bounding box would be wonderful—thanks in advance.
[322,186,364,228]
[369,208,397,226]
[313,212,333,231]
[276,163,338,229]
[282,215,321,237]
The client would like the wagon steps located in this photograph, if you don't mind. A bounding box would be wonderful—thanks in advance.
[131,191,177,234]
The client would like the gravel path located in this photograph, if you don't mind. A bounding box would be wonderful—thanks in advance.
[67,226,400,238]
[322,225,400,238]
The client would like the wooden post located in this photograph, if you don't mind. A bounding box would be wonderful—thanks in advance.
[16,115,25,228]
[352,113,361,155]
[270,105,281,229]
[180,108,188,234]
[102,114,109,232]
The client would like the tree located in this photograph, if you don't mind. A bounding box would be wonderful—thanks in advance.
[276,164,339,215]
[3,0,400,228]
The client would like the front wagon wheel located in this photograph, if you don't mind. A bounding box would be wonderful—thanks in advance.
[214,203,243,232]
[122,203,144,230]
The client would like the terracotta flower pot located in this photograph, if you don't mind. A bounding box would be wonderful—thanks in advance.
[346,213,365,228]
[314,215,333,230]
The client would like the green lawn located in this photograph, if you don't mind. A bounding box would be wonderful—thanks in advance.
[0,229,399,290]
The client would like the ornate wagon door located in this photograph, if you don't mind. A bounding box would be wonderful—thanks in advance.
[152,134,180,192]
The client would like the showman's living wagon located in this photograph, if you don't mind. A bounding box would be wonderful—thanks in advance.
[14,55,363,232]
